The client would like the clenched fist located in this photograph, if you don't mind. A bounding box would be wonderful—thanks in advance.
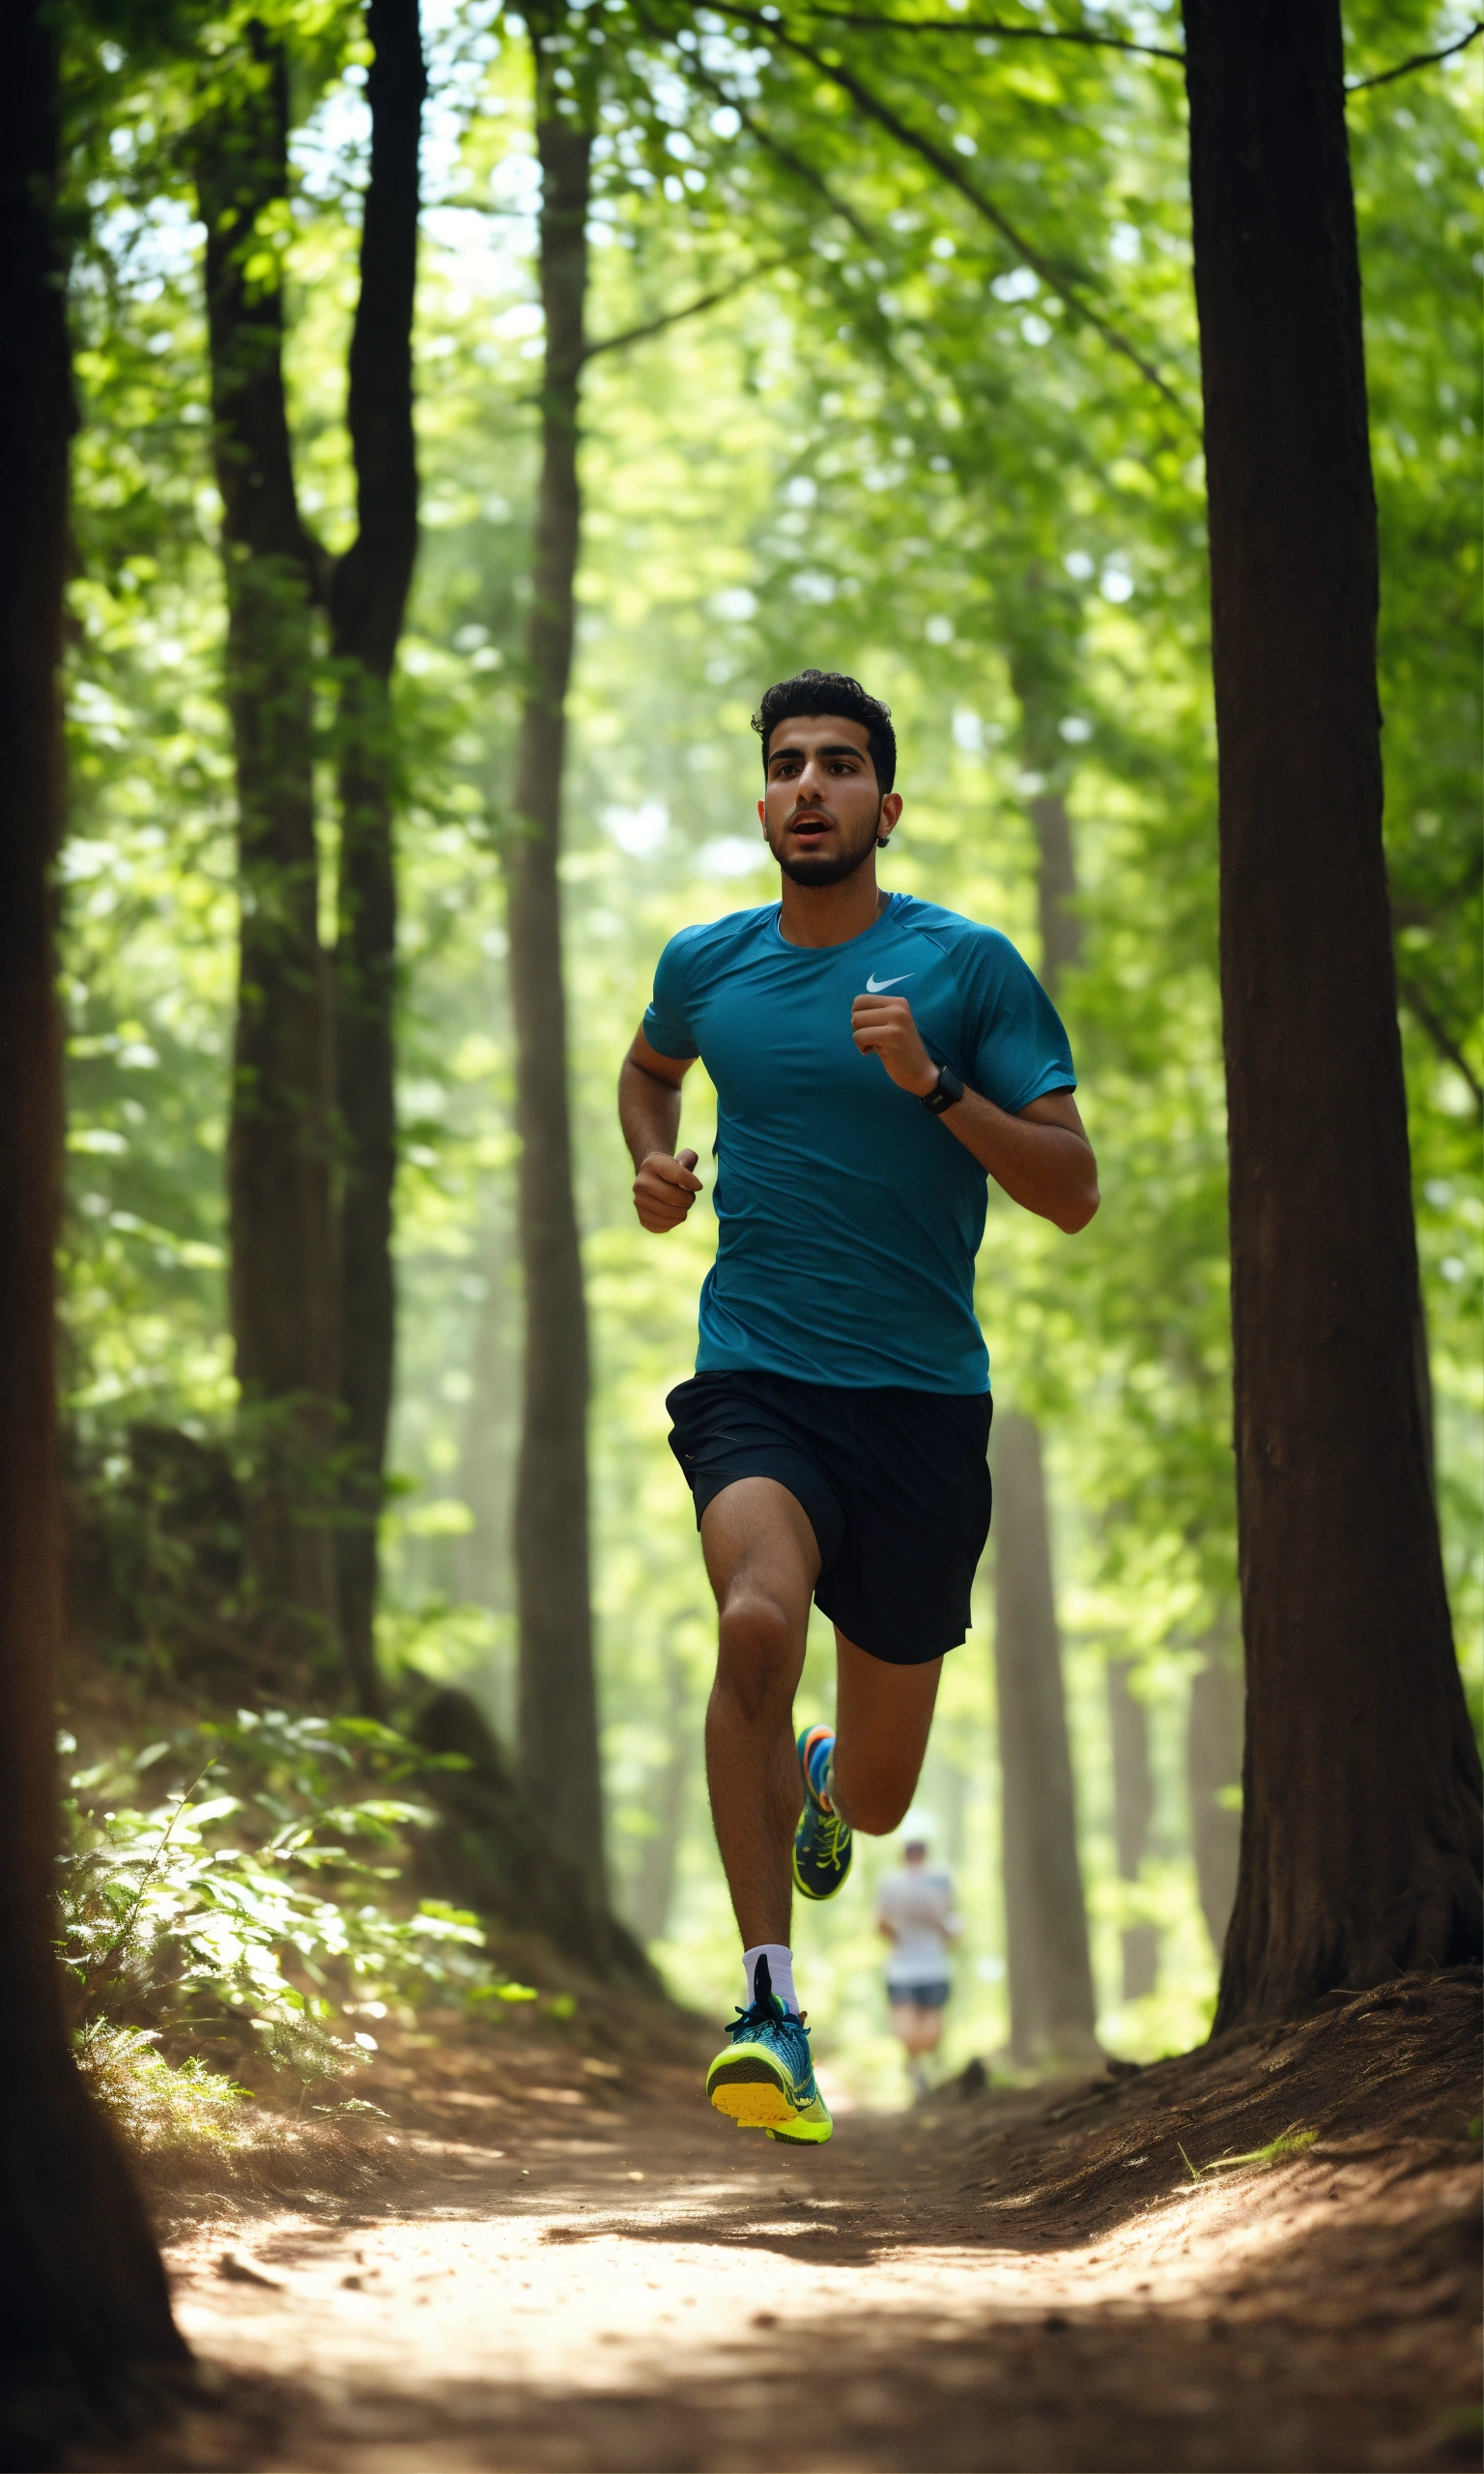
[633,1147,702,1232]
[851,993,939,1097]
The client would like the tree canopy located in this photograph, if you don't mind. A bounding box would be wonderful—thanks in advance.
[49,0,1483,2071]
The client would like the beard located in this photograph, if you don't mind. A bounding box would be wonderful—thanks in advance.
[771,802,883,886]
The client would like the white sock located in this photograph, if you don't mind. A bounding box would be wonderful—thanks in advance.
[742,1942,798,2016]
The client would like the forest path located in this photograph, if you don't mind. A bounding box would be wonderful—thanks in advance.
[119,1971,1479,2474]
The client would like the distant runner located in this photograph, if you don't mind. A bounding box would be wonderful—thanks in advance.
[618,670,1098,2145]
[877,1830,961,2099]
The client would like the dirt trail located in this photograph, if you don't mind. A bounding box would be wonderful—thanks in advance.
[92,1970,1480,2474]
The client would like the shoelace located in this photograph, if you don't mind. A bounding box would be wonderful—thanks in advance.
[728,1954,808,2041]
[728,1992,794,2040]
[811,1802,851,1873]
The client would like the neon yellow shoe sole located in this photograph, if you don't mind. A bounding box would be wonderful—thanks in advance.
[708,2057,799,2131]
[766,2089,833,2143]
[706,2040,834,2142]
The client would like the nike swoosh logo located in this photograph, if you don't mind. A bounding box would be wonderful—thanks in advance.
[865,972,914,993]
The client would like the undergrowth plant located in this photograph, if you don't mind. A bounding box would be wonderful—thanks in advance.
[1178,2125,1319,2180]
[74,2023,252,2152]
[58,1707,537,2141]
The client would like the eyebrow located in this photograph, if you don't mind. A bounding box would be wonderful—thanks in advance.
[767,741,868,765]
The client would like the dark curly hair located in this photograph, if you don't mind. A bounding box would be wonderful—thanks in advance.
[752,669,897,794]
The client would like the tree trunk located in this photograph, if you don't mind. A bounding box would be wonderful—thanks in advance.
[454,1222,519,1615]
[1185,1626,1242,1961]
[627,1646,688,1944]
[992,1413,1099,2063]
[1029,789,1080,990]
[1107,1660,1158,2000]
[988,650,1101,2062]
[194,30,339,1679]
[0,0,187,2426]
[328,0,426,1719]
[1183,0,1482,2028]
[504,24,605,1888]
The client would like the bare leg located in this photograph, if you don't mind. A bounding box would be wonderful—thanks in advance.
[700,1479,819,1950]
[890,2001,946,2057]
[831,1631,942,1833]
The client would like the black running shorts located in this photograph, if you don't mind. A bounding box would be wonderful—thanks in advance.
[888,1978,952,2009]
[666,1368,993,1667]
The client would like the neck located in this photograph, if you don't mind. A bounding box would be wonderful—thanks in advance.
[776,856,886,949]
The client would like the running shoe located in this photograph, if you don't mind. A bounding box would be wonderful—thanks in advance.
[792,1722,852,1902]
[706,1955,834,2143]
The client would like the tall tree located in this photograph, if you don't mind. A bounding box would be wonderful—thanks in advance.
[454,1217,519,1625]
[1186,1621,1241,1959]
[328,0,427,1718]
[626,1640,689,1942]
[1107,1660,1158,1999]
[193,26,340,1678]
[990,624,1100,2064]
[505,4,605,1885]
[0,0,186,2422]
[993,1413,1099,2063]
[1183,0,1482,2028]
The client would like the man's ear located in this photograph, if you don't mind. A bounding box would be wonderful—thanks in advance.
[876,791,904,847]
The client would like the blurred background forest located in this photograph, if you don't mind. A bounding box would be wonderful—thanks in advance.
[54,0,1480,2114]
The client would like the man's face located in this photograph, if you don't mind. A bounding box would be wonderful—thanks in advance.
[758,713,901,885]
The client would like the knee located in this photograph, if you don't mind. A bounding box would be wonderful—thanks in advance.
[834,1773,915,1836]
[714,1591,798,1722]
[836,1761,915,1840]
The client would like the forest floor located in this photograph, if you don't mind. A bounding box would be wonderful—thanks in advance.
[80,1964,1481,2474]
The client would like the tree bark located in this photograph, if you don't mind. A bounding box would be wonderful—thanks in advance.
[1183,0,1482,2029]
[1185,1626,1242,1960]
[454,1223,519,1619]
[0,0,187,2422]
[328,0,426,1719]
[504,22,605,1888]
[992,1413,1099,2063]
[1029,788,1080,991]
[1107,1660,1158,2000]
[988,648,1101,2062]
[194,29,340,1678]
[627,1645,689,1943]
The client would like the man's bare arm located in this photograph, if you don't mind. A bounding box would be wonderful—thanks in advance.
[945,1086,1099,1232]
[850,993,1099,1234]
[619,1026,702,1232]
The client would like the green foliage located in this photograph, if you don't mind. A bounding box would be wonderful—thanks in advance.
[53,0,1482,2098]
[57,1711,528,2083]
[75,2023,251,2152]
[1179,2125,1319,2181]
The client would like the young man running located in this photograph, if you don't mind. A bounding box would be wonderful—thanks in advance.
[617,670,1099,2145]
[878,1827,962,2101]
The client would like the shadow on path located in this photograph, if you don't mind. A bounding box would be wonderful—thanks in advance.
[71,1970,1481,2474]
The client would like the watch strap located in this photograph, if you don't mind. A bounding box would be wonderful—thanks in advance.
[922,1066,964,1115]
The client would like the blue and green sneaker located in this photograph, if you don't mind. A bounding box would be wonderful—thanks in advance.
[792,1723,853,1903]
[706,1956,833,2143]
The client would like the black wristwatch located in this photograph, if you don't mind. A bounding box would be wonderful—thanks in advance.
[921,1066,964,1115]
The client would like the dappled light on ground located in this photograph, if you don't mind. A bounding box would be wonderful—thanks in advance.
[85,1969,1480,2473]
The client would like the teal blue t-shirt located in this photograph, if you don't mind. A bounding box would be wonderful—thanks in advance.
[642,892,1075,1394]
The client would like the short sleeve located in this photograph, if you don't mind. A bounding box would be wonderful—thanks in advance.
[963,931,1075,1115]
[642,930,700,1060]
